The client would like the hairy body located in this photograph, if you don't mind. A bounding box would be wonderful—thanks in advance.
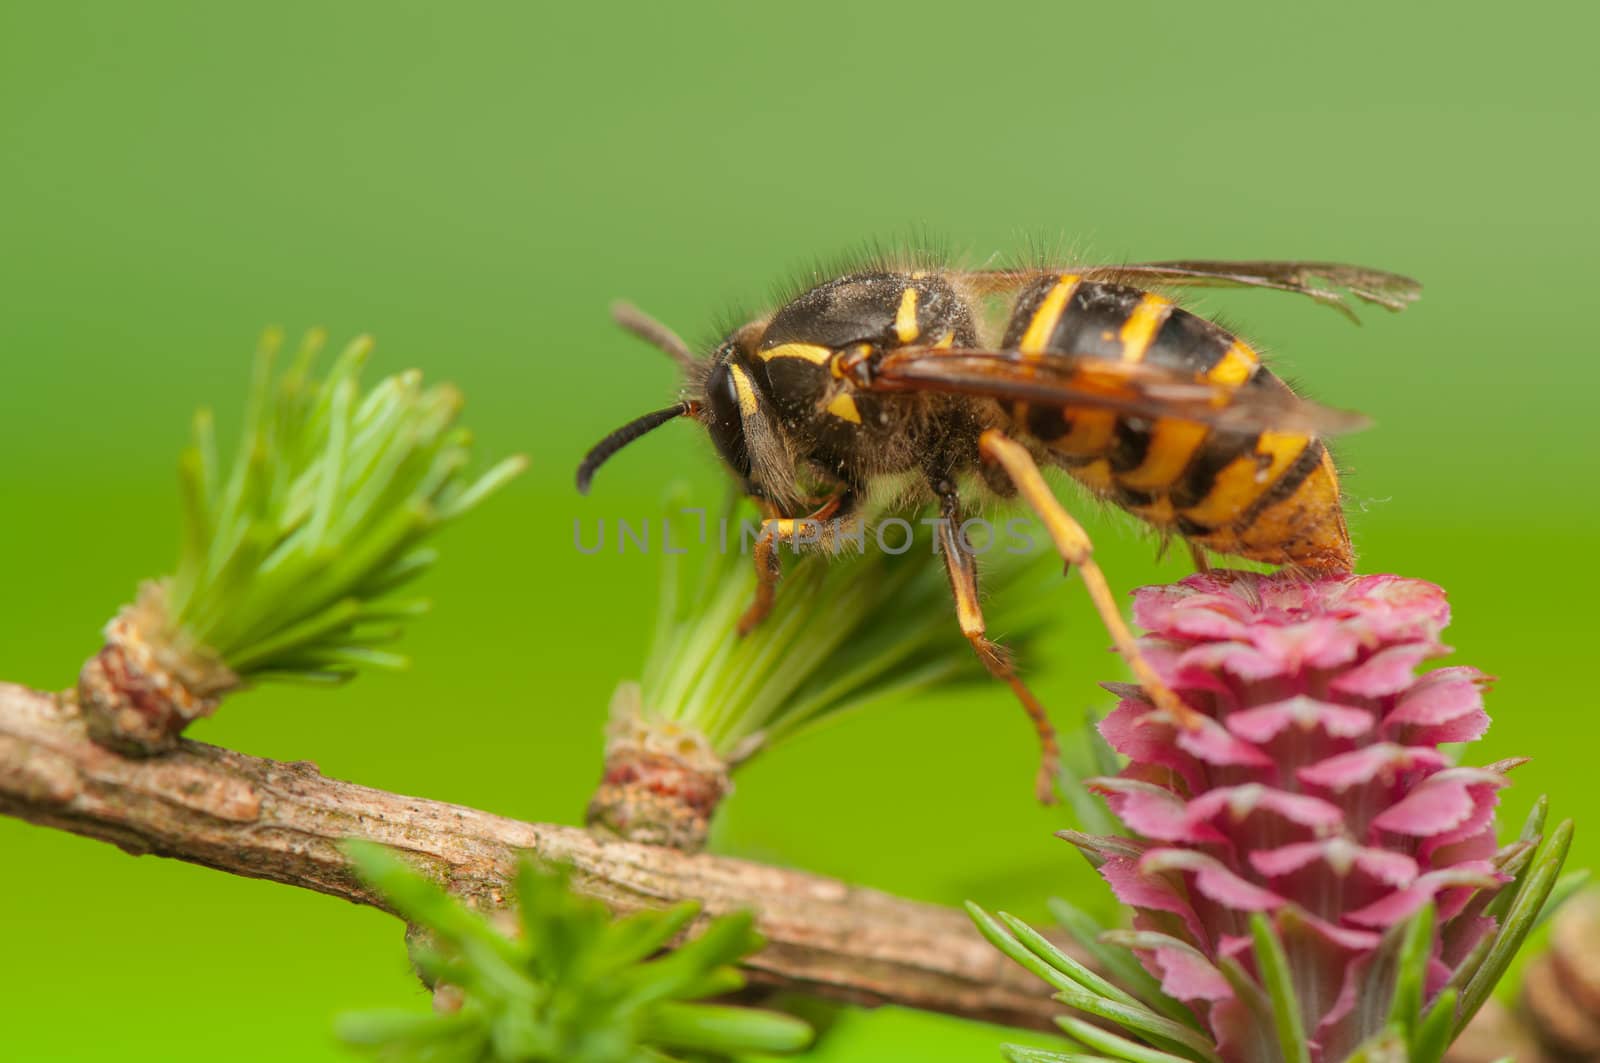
[579,255,1419,796]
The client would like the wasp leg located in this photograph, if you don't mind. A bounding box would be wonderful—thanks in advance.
[977,429,1205,730]
[737,498,784,637]
[1189,542,1212,573]
[736,490,854,636]
[931,479,1060,804]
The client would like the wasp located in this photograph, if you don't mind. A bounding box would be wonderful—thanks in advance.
[577,257,1419,799]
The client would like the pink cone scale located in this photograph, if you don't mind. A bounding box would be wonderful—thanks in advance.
[1075,571,1513,1063]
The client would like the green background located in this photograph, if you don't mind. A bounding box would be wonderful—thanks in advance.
[2,2,1595,1059]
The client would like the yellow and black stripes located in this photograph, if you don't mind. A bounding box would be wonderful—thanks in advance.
[757,271,978,433]
[762,270,977,354]
[1012,273,1081,355]
[1003,278,1172,487]
[596,265,1357,579]
[1000,278,1348,569]
[1146,304,1236,374]
[708,267,1349,570]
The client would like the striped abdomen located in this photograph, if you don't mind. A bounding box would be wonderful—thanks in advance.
[1001,274,1351,571]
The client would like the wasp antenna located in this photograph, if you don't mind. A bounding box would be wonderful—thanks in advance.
[611,301,699,373]
[575,401,695,494]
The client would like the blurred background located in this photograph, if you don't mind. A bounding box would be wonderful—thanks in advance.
[1,2,1595,1059]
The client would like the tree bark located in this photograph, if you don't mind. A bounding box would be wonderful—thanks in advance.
[0,681,1055,1032]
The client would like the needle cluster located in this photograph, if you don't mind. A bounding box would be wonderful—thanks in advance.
[79,330,525,753]
[338,842,812,1063]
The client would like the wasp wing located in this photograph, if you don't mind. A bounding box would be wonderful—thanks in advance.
[1094,260,1422,317]
[865,348,1371,437]
[958,260,1420,322]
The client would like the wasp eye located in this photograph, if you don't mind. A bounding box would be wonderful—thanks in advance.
[704,361,752,479]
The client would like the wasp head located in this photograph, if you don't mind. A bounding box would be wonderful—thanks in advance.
[576,304,799,507]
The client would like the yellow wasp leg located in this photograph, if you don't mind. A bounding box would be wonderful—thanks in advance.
[736,492,848,637]
[978,429,1205,730]
[932,484,1060,803]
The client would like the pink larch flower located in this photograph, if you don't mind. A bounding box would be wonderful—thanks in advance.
[1086,571,1508,1060]
[978,570,1574,1063]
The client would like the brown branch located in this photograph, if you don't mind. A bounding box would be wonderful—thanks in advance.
[0,681,1056,1032]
